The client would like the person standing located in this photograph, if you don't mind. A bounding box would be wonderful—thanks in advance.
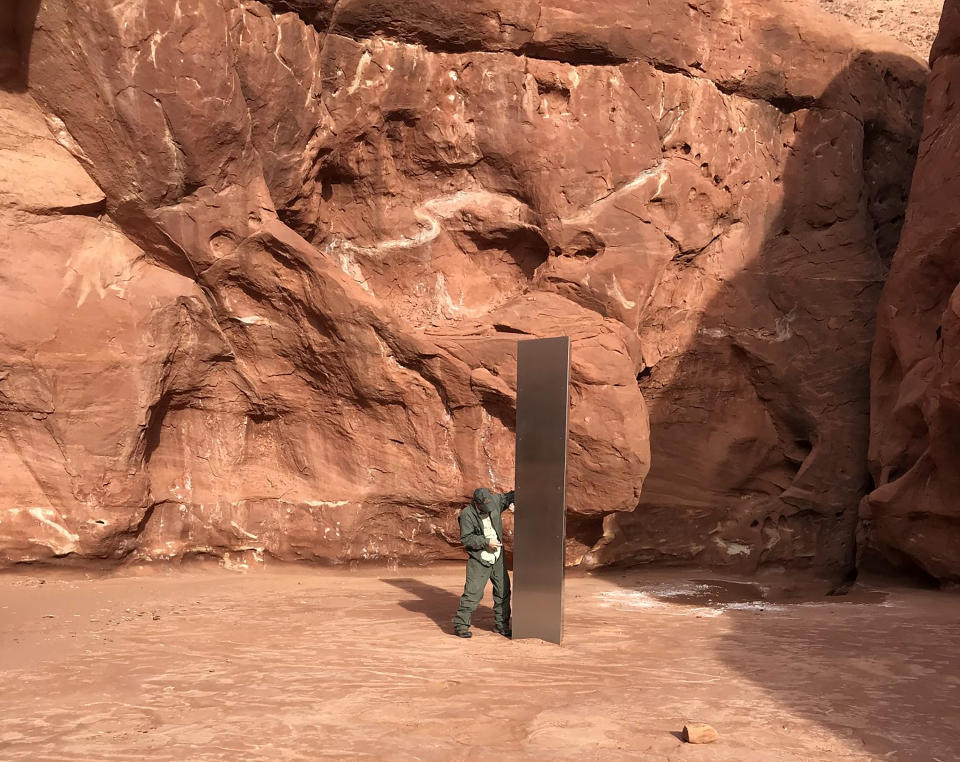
[453,487,515,638]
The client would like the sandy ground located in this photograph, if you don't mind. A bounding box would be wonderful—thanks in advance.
[816,0,944,58]
[0,565,958,762]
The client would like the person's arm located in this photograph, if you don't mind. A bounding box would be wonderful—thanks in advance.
[497,490,516,511]
[459,510,490,551]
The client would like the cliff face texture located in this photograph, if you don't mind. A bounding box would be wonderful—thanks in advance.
[864,0,960,584]
[0,0,926,575]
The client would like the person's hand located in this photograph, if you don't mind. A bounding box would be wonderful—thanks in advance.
[487,539,502,551]
[507,502,515,512]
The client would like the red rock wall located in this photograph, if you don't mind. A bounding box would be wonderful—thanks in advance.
[864,0,960,585]
[0,0,925,575]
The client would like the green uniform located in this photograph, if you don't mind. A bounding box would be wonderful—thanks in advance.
[453,489,515,632]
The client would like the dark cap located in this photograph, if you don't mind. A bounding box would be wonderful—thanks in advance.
[473,487,494,513]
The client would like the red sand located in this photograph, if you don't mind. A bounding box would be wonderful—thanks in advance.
[1,565,957,761]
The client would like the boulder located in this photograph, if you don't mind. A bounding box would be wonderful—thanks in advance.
[682,722,719,744]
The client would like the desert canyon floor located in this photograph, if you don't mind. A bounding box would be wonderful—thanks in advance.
[0,566,957,761]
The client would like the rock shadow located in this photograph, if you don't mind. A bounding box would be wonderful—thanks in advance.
[598,48,927,583]
[1,0,38,91]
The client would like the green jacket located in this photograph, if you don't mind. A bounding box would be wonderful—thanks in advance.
[459,490,515,566]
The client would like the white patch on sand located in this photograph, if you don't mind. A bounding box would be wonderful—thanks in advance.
[596,583,779,618]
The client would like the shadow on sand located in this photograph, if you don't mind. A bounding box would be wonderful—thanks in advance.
[381,576,499,634]
[597,566,958,759]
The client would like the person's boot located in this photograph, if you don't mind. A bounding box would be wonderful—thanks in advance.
[493,624,512,638]
[454,628,473,638]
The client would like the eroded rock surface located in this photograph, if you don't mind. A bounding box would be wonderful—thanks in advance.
[864,0,960,585]
[0,0,925,574]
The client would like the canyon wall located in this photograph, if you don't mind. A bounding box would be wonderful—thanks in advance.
[0,0,925,576]
[863,0,960,585]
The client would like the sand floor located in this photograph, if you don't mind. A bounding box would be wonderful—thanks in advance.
[0,565,958,761]
[816,0,944,58]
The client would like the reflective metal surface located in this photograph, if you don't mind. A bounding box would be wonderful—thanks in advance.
[512,336,570,645]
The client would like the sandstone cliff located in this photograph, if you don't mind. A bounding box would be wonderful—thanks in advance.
[864,0,960,585]
[0,1,925,576]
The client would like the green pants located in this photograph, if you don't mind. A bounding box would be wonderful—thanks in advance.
[453,555,511,631]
